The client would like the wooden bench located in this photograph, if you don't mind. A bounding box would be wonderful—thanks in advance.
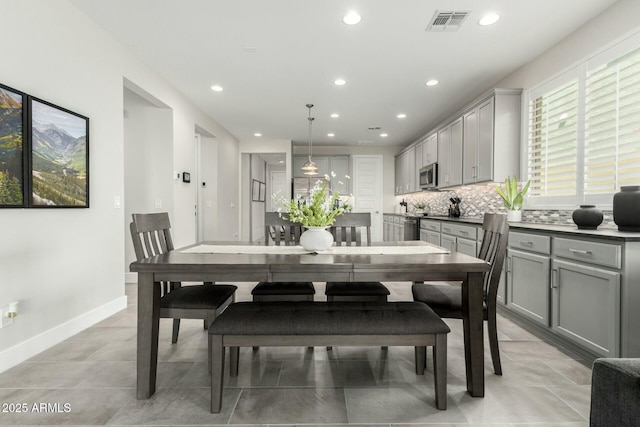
[208,301,450,412]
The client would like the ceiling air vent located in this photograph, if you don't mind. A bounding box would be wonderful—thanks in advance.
[426,10,469,31]
[367,126,382,131]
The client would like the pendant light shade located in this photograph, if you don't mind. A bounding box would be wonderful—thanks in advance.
[301,103,318,176]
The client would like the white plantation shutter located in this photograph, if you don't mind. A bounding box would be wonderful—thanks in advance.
[525,31,640,208]
[527,77,579,200]
[585,47,640,197]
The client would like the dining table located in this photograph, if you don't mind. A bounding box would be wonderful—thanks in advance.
[129,240,491,400]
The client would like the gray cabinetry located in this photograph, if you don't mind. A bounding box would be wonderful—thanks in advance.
[422,134,438,166]
[437,117,463,188]
[394,146,417,194]
[441,222,477,255]
[463,98,496,184]
[414,143,423,192]
[506,231,551,326]
[394,156,402,195]
[420,219,441,246]
[551,236,622,357]
[507,249,550,326]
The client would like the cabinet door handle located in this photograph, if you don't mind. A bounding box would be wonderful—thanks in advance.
[569,248,592,256]
[551,268,558,289]
[506,256,511,273]
[460,230,469,235]
[472,166,476,178]
[443,227,451,233]
[519,241,534,246]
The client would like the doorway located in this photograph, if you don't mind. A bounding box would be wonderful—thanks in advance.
[352,155,384,242]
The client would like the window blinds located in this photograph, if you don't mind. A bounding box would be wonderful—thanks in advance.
[585,47,640,194]
[527,80,579,197]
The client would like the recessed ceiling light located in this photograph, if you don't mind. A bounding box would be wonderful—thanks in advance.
[278,160,284,164]
[210,85,223,92]
[327,133,335,137]
[426,79,439,86]
[342,11,362,25]
[330,113,340,118]
[397,113,407,119]
[334,78,347,86]
[479,13,500,26]
[254,133,262,137]
[380,133,388,138]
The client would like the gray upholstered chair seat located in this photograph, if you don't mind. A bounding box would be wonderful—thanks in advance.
[325,281,390,297]
[161,285,237,310]
[590,358,640,427]
[209,301,450,336]
[251,282,315,296]
[412,283,488,319]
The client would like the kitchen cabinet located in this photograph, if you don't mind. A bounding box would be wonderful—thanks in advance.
[420,219,441,246]
[441,222,477,255]
[293,156,349,188]
[506,231,551,326]
[329,155,350,193]
[414,143,423,192]
[551,236,621,357]
[421,133,438,166]
[463,90,521,184]
[383,215,394,241]
[437,117,463,188]
[394,146,416,194]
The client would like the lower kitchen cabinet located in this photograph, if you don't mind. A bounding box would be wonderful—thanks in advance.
[551,259,620,357]
[507,249,550,326]
[441,234,456,252]
[456,237,477,257]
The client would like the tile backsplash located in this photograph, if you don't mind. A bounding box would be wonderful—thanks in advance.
[398,183,616,229]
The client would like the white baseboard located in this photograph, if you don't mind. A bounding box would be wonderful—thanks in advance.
[0,296,128,373]
[125,272,137,283]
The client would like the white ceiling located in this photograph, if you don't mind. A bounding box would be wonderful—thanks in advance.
[72,0,618,147]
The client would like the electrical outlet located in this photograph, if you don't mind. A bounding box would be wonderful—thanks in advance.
[0,306,14,328]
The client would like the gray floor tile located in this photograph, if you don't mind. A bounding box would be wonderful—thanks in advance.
[84,340,137,361]
[28,341,107,362]
[178,360,282,388]
[231,388,348,424]
[499,340,582,360]
[74,361,192,389]
[547,385,592,420]
[452,384,585,423]
[0,362,93,389]
[345,386,468,424]
[543,359,593,385]
[65,327,137,344]
[106,387,240,425]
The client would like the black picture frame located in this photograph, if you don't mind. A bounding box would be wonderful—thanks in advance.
[28,97,89,208]
[251,179,261,202]
[0,83,28,208]
[259,181,266,202]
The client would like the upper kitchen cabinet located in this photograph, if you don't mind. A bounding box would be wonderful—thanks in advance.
[395,145,416,194]
[293,155,350,191]
[421,133,437,166]
[414,142,423,193]
[437,117,463,188]
[463,89,522,184]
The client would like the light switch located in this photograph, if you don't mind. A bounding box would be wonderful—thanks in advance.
[206,200,213,208]
[155,198,162,209]
[114,196,121,209]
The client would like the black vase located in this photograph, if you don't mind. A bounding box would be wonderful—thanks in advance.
[572,205,603,230]
[613,186,640,232]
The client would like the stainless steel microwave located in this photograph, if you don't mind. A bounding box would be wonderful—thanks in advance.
[419,163,438,189]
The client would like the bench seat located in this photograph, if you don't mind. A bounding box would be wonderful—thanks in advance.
[208,301,450,412]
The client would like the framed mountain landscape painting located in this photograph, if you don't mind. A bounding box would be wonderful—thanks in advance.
[29,98,89,207]
[0,83,27,207]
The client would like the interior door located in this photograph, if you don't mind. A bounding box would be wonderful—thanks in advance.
[351,155,384,242]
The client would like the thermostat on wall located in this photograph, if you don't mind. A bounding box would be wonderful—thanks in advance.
[182,172,191,183]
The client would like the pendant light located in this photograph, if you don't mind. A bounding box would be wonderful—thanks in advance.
[301,103,318,176]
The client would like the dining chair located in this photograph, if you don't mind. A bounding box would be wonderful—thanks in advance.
[325,212,390,302]
[250,212,315,301]
[412,213,508,374]
[130,212,237,345]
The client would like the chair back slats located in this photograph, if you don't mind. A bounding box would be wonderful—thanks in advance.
[130,212,178,295]
[330,213,372,246]
[265,212,302,246]
[477,213,509,303]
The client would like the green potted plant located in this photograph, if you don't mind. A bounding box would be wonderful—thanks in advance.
[274,172,351,250]
[412,199,429,216]
[495,176,530,222]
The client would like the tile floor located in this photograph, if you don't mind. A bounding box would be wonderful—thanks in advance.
[0,282,593,426]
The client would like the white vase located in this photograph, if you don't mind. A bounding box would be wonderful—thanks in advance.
[507,210,522,222]
[300,227,334,251]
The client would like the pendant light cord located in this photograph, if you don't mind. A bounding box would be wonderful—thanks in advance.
[307,103,314,161]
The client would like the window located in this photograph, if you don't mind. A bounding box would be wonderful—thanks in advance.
[526,32,640,208]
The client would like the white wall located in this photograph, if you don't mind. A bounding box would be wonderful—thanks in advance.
[238,138,292,239]
[0,0,239,371]
[293,145,403,216]
[123,89,173,281]
[497,0,640,91]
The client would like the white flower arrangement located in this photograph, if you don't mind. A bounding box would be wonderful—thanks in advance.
[273,172,351,227]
